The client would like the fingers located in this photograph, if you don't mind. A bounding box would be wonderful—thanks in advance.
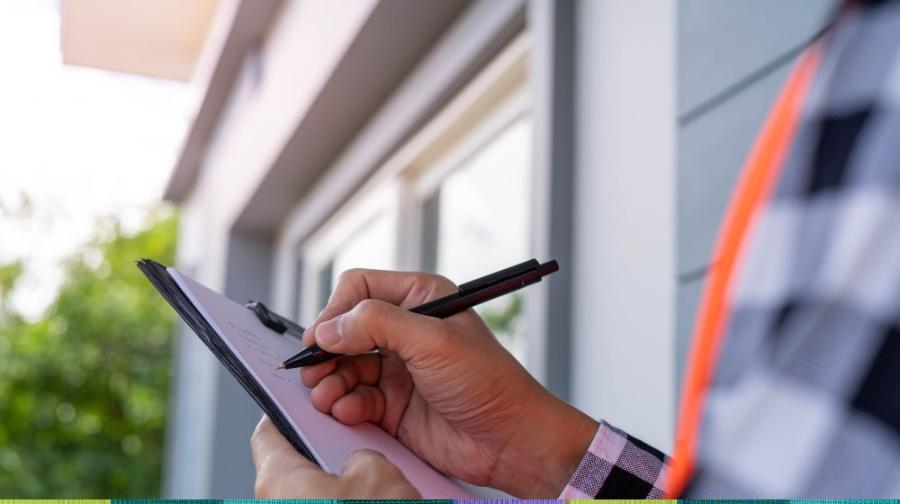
[301,354,380,389]
[306,353,411,433]
[342,450,421,499]
[308,355,378,414]
[330,269,458,310]
[251,416,316,474]
[314,299,452,364]
[251,416,419,499]
[299,358,338,387]
[252,415,339,498]
[312,376,387,425]
[342,449,391,474]
[332,385,386,425]
[303,269,456,347]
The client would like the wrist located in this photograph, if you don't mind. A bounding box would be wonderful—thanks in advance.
[491,390,599,498]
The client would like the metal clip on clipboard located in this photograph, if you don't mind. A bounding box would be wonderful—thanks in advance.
[245,301,306,339]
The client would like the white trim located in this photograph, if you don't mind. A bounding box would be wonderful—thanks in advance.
[410,88,529,199]
[395,179,423,270]
[397,34,531,189]
[298,181,400,321]
[301,182,399,269]
[165,0,282,202]
[523,0,577,396]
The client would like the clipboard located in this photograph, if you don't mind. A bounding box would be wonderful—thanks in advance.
[137,258,473,498]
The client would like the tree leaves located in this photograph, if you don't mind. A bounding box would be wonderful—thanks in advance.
[0,213,177,497]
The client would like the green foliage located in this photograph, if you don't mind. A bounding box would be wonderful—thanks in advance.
[0,213,177,497]
[0,261,23,306]
[479,293,523,351]
[480,293,522,336]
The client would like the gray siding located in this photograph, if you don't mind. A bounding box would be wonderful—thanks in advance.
[676,0,837,390]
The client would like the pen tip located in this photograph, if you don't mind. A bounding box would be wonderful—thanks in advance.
[275,364,285,370]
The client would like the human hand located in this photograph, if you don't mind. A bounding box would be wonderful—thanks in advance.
[251,415,421,499]
[299,269,598,497]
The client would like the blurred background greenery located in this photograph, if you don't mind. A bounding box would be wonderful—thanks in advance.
[0,213,177,497]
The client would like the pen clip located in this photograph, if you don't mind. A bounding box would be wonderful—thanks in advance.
[245,301,305,339]
[457,258,540,293]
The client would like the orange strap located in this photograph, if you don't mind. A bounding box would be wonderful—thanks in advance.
[667,47,822,496]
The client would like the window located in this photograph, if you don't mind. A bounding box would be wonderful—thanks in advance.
[318,211,395,308]
[299,183,398,320]
[298,35,534,366]
[418,116,532,361]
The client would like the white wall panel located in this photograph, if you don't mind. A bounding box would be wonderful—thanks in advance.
[572,0,677,452]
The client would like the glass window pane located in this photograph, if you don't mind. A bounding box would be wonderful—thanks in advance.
[317,261,334,311]
[430,115,532,362]
[318,211,395,308]
[420,191,440,274]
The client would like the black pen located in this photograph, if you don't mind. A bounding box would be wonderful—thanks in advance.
[277,258,559,369]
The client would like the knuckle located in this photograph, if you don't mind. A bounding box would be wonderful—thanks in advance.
[345,449,385,472]
[432,273,457,290]
[422,271,457,290]
[309,384,333,413]
[353,299,384,322]
[335,268,365,288]
[299,368,316,388]
[355,298,377,312]
[353,448,385,463]
[413,272,457,300]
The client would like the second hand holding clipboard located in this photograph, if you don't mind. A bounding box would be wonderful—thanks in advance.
[246,258,559,370]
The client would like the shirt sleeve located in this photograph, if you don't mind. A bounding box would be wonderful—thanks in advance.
[558,420,671,499]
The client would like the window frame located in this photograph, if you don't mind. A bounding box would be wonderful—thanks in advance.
[297,180,402,322]
[294,32,537,368]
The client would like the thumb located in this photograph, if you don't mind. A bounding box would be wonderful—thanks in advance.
[342,448,389,473]
[314,299,449,362]
[251,415,316,472]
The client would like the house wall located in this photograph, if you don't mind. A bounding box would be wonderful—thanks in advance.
[571,0,677,452]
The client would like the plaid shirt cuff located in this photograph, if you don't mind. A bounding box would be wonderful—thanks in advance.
[559,420,671,499]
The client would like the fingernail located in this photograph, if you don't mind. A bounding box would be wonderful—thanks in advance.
[316,316,342,347]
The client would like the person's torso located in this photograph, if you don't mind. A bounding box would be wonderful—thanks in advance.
[687,0,900,497]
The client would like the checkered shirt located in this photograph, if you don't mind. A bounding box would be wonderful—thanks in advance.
[562,0,900,498]
[559,420,669,499]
